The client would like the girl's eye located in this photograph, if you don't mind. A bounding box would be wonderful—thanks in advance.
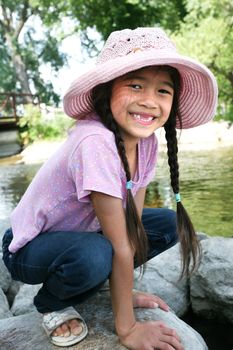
[128,84,142,90]
[159,89,172,95]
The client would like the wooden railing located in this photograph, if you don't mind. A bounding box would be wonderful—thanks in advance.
[0,93,40,128]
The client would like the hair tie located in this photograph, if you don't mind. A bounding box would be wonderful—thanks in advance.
[126,180,133,190]
[175,193,181,202]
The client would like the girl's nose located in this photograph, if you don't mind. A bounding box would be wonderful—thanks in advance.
[138,90,158,109]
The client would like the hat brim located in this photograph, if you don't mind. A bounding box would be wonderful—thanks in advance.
[63,49,218,129]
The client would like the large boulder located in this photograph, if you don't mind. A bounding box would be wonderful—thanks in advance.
[0,292,208,350]
[191,237,233,324]
[134,243,189,317]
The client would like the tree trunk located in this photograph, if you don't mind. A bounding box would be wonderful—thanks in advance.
[4,32,33,103]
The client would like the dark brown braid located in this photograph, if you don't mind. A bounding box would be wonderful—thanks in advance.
[92,83,148,267]
[164,67,201,278]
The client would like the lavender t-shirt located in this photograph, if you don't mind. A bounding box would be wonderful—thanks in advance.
[9,114,158,253]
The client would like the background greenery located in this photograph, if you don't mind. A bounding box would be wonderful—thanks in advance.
[18,105,74,144]
[0,0,233,121]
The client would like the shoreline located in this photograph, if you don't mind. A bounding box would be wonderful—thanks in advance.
[0,121,233,165]
[156,120,233,151]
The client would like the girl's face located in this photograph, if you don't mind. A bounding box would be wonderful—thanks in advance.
[110,66,174,145]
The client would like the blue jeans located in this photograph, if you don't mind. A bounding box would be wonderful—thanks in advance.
[2,208,177,313]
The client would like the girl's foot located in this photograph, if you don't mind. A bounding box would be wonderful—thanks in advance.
[42,306,88,347]
[51,318,83,337]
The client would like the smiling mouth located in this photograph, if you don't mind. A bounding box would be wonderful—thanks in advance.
[130,113,158,123]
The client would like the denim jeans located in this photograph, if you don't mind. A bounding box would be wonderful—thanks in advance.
[2,208,177,313]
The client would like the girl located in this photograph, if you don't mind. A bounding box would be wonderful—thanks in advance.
[2,27,217,349]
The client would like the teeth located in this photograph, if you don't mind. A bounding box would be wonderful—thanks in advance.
[132,114,153,122]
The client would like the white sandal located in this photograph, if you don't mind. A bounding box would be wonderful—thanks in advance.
[42,306,88,347]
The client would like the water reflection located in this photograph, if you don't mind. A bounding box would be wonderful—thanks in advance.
[0,163,40,221]
[148,146,233,237]
[0,147,232,237]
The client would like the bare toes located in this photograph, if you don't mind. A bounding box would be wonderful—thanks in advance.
[61,323,70,337]
[69,319,83,335]
[51,319,83,338]
[52,325,63,337]
[52,323,70,337]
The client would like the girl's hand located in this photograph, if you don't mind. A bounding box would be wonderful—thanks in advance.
[132,290,169,311]
[119,320,184,350]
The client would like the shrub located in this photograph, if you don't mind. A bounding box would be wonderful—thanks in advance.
[18,105,74,145]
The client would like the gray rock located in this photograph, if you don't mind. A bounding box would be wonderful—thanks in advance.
[0,312,50,350]
[134,243,189,316]
[135,307,208,350]
[11,284,42,316]
[191,237,233,324]
[0,219,10,247]
[0,287,12,319]
[0,292,207,350]
[196,232,209,241]
[0,255,12,292]
[5,280,22,307]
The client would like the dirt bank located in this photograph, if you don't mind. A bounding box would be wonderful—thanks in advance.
[156,120,233,151]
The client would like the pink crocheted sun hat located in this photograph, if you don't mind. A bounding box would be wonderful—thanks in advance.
[63,27,218,129]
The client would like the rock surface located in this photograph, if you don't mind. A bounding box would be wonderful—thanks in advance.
[0,256,12,293]
[11,284,42,316]
[0,288,12,319]
[1,236,233,349]
[190,237,233,323]
[134,243,189,316]
[0,292,208,350]
[5,279,22,308]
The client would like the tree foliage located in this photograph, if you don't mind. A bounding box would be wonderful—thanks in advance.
[0,0,233,122]
[68,0,187,53]
[68,0,233,122]
[0,0,67,104]
[173,0,233,121]
[82,0,187,35]
[0,0,187,105]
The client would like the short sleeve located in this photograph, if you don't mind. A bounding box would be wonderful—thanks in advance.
[69,134,123,202]
[140,134,158,188]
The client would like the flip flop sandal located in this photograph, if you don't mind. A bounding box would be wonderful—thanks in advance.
[42,306,88,347]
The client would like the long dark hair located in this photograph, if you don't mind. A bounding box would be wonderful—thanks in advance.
[92,65,201,278]
[163,66,201,277]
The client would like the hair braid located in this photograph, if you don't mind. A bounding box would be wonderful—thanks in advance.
[164,119,179,194]
[92,83,148,267]
[164,81,201,278]
[104,115,131,181]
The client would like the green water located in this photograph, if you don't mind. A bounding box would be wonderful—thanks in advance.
[146,146,233,237]
[0,147,232,237]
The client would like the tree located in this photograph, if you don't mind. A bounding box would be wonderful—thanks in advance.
[2,0,232,122]
[172,0,233,122]
[68,0,233,122]
[0,0,67,104]
[0,0,190,105]
[68,0,187,54]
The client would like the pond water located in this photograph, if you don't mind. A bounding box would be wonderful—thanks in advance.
[146,146,233,237]
[0,146,232,238]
